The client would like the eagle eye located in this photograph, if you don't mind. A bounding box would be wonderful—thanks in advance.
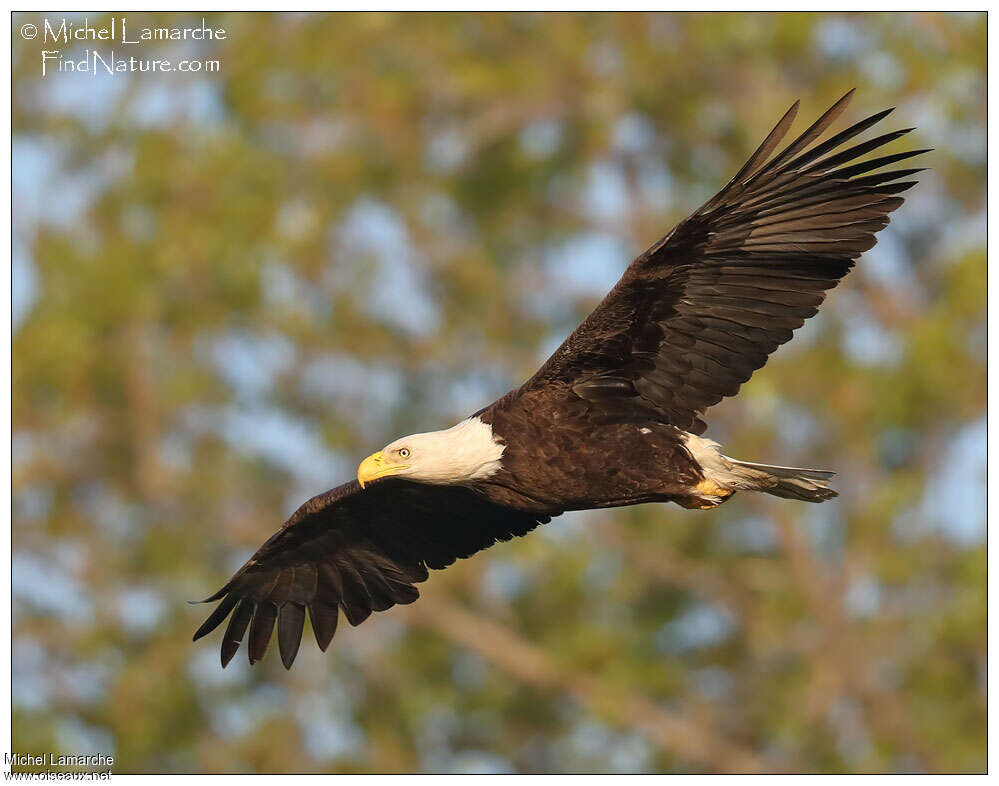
[398,448,410,459]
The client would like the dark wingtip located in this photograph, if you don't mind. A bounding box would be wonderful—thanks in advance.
[192,621,214,642]
[822,88,855,116]
[221,642,239,668]
[310,603,339,652]
[193,585,231,604]
[867,107,894,124]
[192,593,239,641]
[277,604,305,669]
[188,596,218,605]
[832,88,856,113]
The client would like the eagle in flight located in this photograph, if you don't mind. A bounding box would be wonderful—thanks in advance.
[195,90,924,668]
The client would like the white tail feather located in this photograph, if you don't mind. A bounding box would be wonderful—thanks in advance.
[682,432,837,504]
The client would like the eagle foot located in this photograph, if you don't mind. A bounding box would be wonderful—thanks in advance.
[695,478,733,498]
[674,479,735,510]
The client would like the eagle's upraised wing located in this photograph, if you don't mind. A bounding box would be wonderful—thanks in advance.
[523,90,926,433]
[193,480,547,668]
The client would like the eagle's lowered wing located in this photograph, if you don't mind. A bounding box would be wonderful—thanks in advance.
[523,90,926,433]
[194,479,546,668]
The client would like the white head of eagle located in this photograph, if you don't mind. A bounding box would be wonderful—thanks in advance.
[357,417,505,487]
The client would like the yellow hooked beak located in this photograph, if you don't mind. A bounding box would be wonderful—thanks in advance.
[357,451,407,489]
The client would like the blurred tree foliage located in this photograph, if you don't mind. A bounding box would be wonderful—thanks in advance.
[12,12,985,774]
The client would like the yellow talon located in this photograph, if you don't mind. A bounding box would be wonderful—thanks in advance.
[695,478,732,498]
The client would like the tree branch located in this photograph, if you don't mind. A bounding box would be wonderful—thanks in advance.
[403,588,786,774]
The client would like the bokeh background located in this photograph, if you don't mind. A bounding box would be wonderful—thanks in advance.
[12,12,986,774]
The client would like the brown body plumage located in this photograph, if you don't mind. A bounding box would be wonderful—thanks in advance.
[194,91,924,668]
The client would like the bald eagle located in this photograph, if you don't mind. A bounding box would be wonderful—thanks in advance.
[194,91,924,668]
